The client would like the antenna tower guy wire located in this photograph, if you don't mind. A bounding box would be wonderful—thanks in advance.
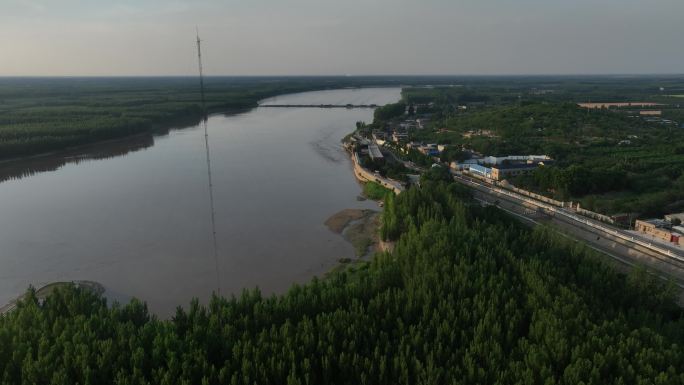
[196,28,222,297]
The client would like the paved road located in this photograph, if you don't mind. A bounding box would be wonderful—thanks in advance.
[349,150,404,194]
[365,150,684,287]
[456,174,684,288]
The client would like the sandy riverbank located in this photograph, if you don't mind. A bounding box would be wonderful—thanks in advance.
[325,208,381,258]
[324,208,369,233]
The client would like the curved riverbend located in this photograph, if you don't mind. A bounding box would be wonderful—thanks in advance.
[0,87,401,317]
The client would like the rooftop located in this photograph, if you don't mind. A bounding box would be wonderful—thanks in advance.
[494,163,539,170]
[368,145,383,159]
[640,218,671,228]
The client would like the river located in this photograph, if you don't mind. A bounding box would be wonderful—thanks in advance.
[0,87,401,316]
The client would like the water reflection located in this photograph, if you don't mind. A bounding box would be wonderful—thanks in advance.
[0,134,155,183]
[0,87,401,317]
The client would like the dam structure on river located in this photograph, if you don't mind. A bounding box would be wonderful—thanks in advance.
[259,103,378,109]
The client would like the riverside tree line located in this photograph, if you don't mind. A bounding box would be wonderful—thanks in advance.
[0,76,421,160]
[1,180,683,384]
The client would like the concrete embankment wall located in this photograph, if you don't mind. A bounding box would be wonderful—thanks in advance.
[576,207,616,225]
[467,171,618,226]
[504,184,567,208]
[506,182,616,224]
[457,174,684,261]
[350,151,403,195]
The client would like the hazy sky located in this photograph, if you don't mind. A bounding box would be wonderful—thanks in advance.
[2,0,683,76]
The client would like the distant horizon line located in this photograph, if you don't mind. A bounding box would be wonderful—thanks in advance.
[1,73,683,79]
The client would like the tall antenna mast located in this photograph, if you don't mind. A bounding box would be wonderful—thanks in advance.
[196,27,206,112]
[196,28,221,296]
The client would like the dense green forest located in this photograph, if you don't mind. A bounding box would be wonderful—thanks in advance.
[3,75,682,162]
[401,76,684,105]
[4,75,682,161]
[2,182,683,384]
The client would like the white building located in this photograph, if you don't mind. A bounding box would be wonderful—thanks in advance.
[482,155,551,165]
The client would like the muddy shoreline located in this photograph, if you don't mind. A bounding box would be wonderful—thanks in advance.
[325,208,381,259]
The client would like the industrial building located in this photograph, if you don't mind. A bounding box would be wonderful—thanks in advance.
[578,102,663,109]
[482,155,552,165]
[664,212,684,223]
[453,154,552,181]
[634,219,681,245]
[467,164,494,179]
[371,130,387,145]
[491,163,540,180]
[368,144,384,162]
[418,144,440,157]
[391,131,409,142]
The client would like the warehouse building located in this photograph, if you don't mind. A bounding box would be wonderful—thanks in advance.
[453,154,552,181]
[368,144,384,162]
[634,219,681,245]
[467,164,493,179]
[490,163,540,180]
[664,212,684,223]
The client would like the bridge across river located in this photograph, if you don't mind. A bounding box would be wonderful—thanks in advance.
[259,104,378,109]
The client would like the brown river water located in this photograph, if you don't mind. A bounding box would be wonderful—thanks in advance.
[0,87,401,316]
